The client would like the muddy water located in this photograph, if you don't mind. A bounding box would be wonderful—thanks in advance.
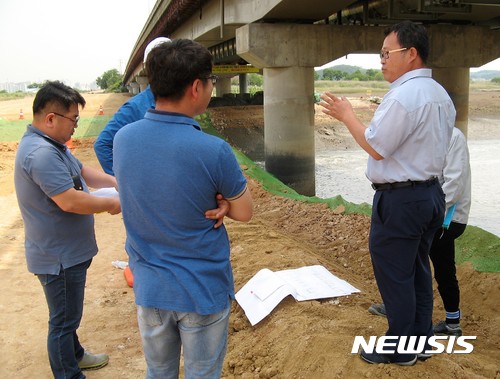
[315,140,500,237]
[233,123,499,236]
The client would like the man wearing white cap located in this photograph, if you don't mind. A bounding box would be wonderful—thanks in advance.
[94,37,171,176]
[94,37,228,227]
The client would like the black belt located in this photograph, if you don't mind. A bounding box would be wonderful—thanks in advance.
[371,177,438,191]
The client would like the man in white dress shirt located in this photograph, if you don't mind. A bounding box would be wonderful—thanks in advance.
[320,20,455,365]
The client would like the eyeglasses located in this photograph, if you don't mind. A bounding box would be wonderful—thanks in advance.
[203,74,218,85]
[53,112,80,125]
[380,47,408,60]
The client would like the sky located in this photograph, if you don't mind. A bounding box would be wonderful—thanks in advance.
[0,0,499,86]
[0,0,155,85]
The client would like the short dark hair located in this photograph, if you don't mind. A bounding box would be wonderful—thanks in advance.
[145,39,213,101]
[385,21,429,64]
[32,81,86,115]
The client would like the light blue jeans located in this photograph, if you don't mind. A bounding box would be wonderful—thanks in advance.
[137,304,230,379]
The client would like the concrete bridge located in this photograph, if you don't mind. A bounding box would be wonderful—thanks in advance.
[123,0,500,195]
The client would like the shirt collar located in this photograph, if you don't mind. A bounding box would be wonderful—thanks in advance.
[27,124,68,151]
[145,109,202,131]
[391,68,432,89]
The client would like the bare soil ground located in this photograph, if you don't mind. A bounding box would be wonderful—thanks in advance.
[0,90,499,378]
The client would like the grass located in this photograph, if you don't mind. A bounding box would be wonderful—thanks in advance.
[0,92,30,101]
[455,226,500,272]
[314,80,390,95]
[0,118,31,141]
[469,80,500,91]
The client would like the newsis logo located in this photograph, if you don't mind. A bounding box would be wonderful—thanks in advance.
[352,336,476,355]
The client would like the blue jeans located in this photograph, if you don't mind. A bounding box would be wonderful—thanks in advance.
[137,304,230,379]
[37,259,92,379]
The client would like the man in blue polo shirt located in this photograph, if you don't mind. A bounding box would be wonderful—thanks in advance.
[320,21,455,365]
[94,37,170,176]
[15,81,121,378]
[113,39,253,378]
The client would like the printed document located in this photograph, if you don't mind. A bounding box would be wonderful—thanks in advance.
[235,265,360,326]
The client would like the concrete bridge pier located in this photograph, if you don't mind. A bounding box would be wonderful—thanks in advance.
[237,23,384,195]
[136,76,149,92]
[428,24,500,138]
[129,82,140,95]
[213,74,250,97]
[432,68,470,137]
[239,73,248,94]
[264,66,316,196]
[215,77,231,97]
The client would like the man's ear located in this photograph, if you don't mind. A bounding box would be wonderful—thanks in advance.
[408,47,419,63]
[191,78,202,100]
[44,112,56,129]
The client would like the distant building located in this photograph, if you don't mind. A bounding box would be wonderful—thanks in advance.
[0,82,30,92]
[0,81,99,93]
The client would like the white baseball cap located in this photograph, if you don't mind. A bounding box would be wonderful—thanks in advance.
[144,37,172,63]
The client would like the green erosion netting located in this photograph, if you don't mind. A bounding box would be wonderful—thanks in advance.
[233,149,373,216]
[75,116,113,138]
[200,111,500,273]
[455,226,500,273]
[0,115,112,142]
[0,118,33,142]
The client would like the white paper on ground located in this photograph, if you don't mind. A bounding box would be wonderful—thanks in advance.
[235,265,360,326]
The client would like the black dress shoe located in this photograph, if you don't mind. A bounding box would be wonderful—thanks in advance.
[360,350,417,366]
[417,352,433,361]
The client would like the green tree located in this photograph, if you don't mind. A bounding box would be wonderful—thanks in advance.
[96,69,123,91]
[247,73,263,86]
[28,81,47,89]
[365,69,376,78]
[322,69,346,81]
[363,69,384,81]
[492,77,500,83]
[332,70,346,81]
[347,70,368,81]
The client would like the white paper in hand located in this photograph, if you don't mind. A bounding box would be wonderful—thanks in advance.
[91,187,119,198]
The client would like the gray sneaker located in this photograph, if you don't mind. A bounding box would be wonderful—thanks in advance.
[368,303,387,317]
[78,351,109,371]
[433,320,462,337]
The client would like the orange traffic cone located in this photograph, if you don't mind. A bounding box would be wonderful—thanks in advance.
[98,105,104,115]
[124,266,134,287]
[19,109,24,119]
